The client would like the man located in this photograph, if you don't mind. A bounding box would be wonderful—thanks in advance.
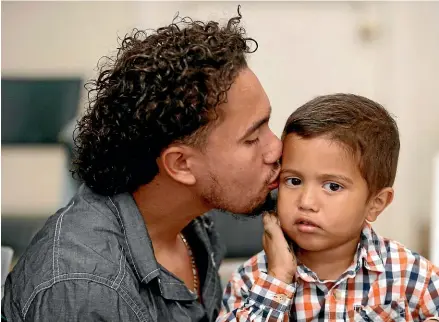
[2,8,282,322]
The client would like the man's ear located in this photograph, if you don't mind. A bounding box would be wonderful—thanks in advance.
[159,145,196,186]
[366,187,394,222]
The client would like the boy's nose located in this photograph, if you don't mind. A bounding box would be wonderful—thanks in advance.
[298,187,319,213]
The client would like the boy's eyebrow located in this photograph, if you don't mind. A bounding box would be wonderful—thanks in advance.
[318,174,354,185]
[239,106,271,141]
[280,168,300,176]
[280,169,354,185]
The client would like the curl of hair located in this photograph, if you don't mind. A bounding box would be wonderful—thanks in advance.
[72,7,257,196]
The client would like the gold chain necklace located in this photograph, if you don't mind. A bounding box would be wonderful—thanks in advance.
[179,233,199,294]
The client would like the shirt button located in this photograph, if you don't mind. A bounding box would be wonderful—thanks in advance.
[332,289,342,301]
[273,294,287,302]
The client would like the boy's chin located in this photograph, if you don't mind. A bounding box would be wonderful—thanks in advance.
[290,235,330,253]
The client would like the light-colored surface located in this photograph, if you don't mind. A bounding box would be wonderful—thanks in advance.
[1,246,14,299]
[431,153,439,266]
[1,1,139,79]
[1,246,14,284]
[219,258,247,287]
[2,2,439,254]
[1,146,67,216]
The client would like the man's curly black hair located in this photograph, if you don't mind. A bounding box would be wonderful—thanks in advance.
[72,7,258,196]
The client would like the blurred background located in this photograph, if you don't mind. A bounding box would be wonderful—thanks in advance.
[2,1,439,286]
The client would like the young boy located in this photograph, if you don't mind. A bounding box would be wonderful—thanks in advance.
[217,94,439,321]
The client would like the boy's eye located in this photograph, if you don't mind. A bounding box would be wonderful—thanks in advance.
[285,177,302,186]
[323,182,343,192]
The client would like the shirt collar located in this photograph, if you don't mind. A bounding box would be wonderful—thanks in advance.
[359,222,386,273]
[107,191,160,284]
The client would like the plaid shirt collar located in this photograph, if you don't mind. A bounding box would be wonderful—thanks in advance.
[296,223,385,283]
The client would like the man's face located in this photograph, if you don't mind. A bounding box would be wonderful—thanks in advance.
[192,68,282,214]
[277,134,371,252]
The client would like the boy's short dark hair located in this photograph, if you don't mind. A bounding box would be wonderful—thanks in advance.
[283,93,400,196]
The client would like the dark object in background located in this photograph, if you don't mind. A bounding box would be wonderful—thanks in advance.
[211,213,264,258]
[1,77,82,261]
[1,217,47,261]
[210,189,277,258]
[1,78,81,144]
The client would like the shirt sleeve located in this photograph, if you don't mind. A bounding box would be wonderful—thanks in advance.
[419,262,439,320]
[2,279,145,322]
[217,254,296,322]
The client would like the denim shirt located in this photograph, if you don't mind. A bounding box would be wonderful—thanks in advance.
[2,184,226,321]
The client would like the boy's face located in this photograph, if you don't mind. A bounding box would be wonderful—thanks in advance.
[278,133,375,253]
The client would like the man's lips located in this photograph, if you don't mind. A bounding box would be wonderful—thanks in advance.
[267,166,281,190]
[268,179,279,190]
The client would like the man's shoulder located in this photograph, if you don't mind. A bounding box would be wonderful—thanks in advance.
[43,187,126,275]
[6,187,135,314]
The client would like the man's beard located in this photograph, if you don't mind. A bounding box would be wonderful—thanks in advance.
[208,189,277,222]
[202,164,280,219]
[203,179,278,221]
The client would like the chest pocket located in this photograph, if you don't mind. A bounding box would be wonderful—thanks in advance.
[352,299,409,322]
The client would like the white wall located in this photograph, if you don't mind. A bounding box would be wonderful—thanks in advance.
[374,2,439,255]
[1,1,139,78]
[432,153,439,266]
[2,1,439,255]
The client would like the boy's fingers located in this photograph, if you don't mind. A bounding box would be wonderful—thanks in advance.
[263,211,280,227]
[263,211,286,243]
[263,212,277,239]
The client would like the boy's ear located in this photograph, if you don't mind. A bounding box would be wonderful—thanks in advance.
[366,187,394,222]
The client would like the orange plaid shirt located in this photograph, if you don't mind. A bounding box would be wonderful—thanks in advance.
[218,224,439,321]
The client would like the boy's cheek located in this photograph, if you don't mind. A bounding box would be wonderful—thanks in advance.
[277,185,297,209]
[277,208,296,238]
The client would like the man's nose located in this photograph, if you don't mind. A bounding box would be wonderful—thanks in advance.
[263,131,282,164]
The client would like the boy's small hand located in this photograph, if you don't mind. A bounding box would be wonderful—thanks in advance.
[262,211,297,284]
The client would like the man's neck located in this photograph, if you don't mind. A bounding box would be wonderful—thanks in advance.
[132,176,210,251]
[297,235,361,281]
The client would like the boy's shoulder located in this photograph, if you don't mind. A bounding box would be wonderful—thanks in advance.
[369,228,438,276]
